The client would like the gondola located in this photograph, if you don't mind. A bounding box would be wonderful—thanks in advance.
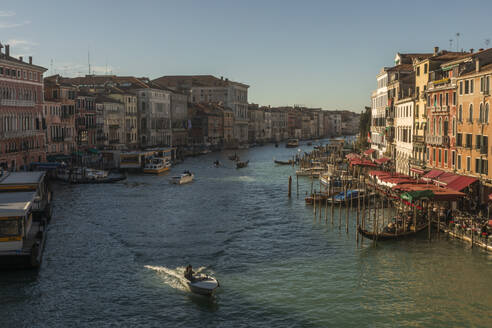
[274,159,293,165]
[236,160,249,169]
[357,222,427,241]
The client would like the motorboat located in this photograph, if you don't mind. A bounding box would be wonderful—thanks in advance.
[185,272,219,296]
[295,166,325,177]
[236,160,249,169]
[171,171,194,184]
[143,158,171,174]
[286,138,299,148]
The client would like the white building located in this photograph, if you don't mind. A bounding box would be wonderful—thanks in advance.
[371,69,389,157]
[395,97,414,174]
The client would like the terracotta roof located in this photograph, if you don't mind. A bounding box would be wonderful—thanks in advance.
[387,64,414,72]
[152,75,249,89]
[458,63,492,78]
[0,53,47,71]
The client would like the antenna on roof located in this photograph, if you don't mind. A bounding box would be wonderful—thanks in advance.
[449,39,453,50]
[50,59,53,75]
[88,47,91,75]
[456,32,460,52]
[485,38,491,48]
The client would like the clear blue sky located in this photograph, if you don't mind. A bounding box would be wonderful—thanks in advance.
[2,0,492,111]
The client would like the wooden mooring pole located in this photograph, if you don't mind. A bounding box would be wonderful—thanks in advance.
[288,176,292,198]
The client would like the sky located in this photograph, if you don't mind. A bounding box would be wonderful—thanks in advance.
[1,0,492,112]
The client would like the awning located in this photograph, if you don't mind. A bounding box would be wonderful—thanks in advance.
[401,190,435,202]
[410,168,425,175]
[446,176,477,191]
[422,169,444,181]
[374,157,390,165]
[364,149,376,155]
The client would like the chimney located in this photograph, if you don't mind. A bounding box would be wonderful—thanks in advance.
[470,48,474,53]
[19,56,23,62]
[479,48,484,52]
[476,58,480,72]
[29,56,32,65]
[220,76,223,80]
[5,44,10,57]
[434,46,439,55]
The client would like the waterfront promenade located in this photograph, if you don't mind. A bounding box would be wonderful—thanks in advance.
[1,141,491,327]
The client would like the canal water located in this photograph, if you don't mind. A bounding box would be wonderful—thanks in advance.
[1,141,491,327]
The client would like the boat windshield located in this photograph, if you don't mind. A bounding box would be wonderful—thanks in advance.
[0,217,21,237]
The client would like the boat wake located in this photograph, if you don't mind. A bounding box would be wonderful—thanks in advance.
[144,265,209,292]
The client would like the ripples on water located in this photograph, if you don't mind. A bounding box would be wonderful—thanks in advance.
[1,141,492,327]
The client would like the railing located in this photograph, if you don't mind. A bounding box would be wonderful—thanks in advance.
[413,135,425,143]
[0,99,36,107]
[426,135,443,145]
[410,158,426,167]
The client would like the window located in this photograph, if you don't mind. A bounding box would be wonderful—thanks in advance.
[452,150,456,166]
[476,135,481,149]
[457,154,462,169]
[453,91,456,105]
[482,136,489,155]
[486,103,489,123]
[481,77,485,92]
[439,94,443,107]
[444,150,448,165]
[427,148,430,161]
[439,117,442,135]
[445,93,449,106]
[459,81,463,95]
[417,67,420,76]
[466,157,471,171]
[424,64,428,74]
[471,79,474,93]
[483,159,489,174]
[465,80,469,94]
[416,104,419,117]
[444,119,448,135]
[458,105,463,122]
[476,158,480,173]
[433,149,436,162]
[466,133,472,148]
[469,104,473,122]
[438,149,442,164]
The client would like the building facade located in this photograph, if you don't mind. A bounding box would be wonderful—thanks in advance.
[0,45,47,170]
[395,97,414,174]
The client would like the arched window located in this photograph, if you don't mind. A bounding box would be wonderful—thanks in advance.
[486,103,490,123]
[444,118,448,135]
[459,104,463,122]
[480,103,484,122]
[469,104,473,122]
[433,118,436,134]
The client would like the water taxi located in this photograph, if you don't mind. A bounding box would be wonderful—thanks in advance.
[295,166,325,177]
[0,191,47,269]
[171,171,194,184]
[143,158,171,174]
[0,171,52,221]
[286,138,299,148]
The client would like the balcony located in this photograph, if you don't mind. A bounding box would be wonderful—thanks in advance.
[412,135,425,143]
[426,135,443,145]
[0,99,35,107]
[410,158,426,167]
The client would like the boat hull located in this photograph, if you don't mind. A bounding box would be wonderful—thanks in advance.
[143,167,169,174]
[187,277,219,296]
[357,224,427,241]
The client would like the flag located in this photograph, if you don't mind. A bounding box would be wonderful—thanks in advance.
[367,132,371,142]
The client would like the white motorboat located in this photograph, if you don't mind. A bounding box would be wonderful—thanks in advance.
[185,272,219,296]
[171,171,194,184]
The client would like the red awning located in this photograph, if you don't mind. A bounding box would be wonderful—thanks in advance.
[410,168,425,175]
[364,149,376,155]
[422,169,444,181]
[446,176,477,191]
[374,157,390,164]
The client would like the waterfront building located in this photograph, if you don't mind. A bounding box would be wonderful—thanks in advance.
[188,103,224,148]
[263,108,272,142]
[170,92,188,147]
[152,75,249,144]
[248,104,266,144]
[370,68,389,158]
[0,45,47,170]
[95,95,125,148]
[75,92,97,150]
[271,107,288,141]
[428,49,492,176]
[386,64,415,162]
[106,86,138,149]
[454,49,492,202]
[43,100,76,158]
[411,47,465,176]
[222,105,234,148]
[394,97,414,174]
